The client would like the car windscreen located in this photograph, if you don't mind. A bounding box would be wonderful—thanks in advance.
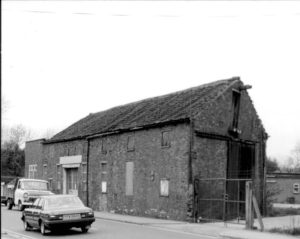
[44,196,84,210]
[22,181,48,190]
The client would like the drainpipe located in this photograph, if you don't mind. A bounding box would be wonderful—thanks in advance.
[86,139,90,207]
[188,119,194,184]
[189,119,195,221]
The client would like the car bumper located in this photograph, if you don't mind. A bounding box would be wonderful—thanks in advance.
[44,217,95,229]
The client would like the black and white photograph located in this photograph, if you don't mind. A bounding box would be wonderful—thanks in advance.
[1,1,300,239]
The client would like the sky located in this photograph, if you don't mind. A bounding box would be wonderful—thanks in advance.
[2,1,300,165]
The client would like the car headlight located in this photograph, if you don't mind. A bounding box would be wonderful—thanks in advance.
[88,211,94,216]
[23,193,29,200]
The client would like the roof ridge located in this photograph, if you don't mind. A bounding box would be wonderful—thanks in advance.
[91,77,238,117]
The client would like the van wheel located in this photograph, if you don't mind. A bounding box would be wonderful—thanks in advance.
[18,201,25,211]
[7,200,13,210]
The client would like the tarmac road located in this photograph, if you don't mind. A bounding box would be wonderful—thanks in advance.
[1,205,215,239]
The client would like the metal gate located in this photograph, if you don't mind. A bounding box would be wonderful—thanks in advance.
[194,141,255,223]
[194,178,251,223]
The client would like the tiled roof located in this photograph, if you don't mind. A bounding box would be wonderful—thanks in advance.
[48,78,239,142]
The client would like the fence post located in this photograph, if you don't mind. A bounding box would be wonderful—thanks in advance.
[252,195,264,231]
[245,181,253,229]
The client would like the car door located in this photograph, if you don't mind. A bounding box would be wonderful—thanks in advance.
[25,198,40,226]
[32,198,44,227]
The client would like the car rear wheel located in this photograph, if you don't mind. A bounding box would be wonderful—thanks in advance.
[81,226,89,233]
[40,221,46,235]
[23,220,31,231]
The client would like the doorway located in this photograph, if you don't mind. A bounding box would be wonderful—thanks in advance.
[65,168,78,195]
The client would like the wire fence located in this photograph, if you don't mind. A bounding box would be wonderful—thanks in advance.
[195,178,252,223]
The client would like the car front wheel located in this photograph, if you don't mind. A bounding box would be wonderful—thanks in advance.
[40,221,46,235]
[7,200,13,210]
[81,226,89,233]
[23,220,31,231]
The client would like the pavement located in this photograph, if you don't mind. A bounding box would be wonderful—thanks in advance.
[94,211,300,239]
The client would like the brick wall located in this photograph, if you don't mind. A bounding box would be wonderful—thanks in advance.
[191,81,266,218]
[267,177,300,204]
[25,139,45,179]
[88,123,190,220]
[42,140,88,203]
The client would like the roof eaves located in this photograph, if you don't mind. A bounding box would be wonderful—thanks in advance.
[44,117,190,143]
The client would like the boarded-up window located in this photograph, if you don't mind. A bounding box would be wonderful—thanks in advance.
[160,179,169,197]
[101,162,107,194]
[127,135,135,152]
[126,162,134,196]
[102,181,107,193]
[56,164,61,190]
[161,131,170,147]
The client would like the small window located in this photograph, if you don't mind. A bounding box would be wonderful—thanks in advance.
[293,183,300,194]
[161,131,170,147]
[28,164,37,179]
[160,178,169,197]
[102,181,107,193]
[48,178,53,190]
[232,90,241,130]
[102,140,107,154]
[100,161,107,171]
[127,135,135,152]
[43,164,48,179]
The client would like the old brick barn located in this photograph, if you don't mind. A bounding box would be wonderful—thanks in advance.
[25,77,267,221]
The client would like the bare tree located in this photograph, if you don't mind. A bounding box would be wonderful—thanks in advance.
[283,141,300,173]
[8,124,33,148]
